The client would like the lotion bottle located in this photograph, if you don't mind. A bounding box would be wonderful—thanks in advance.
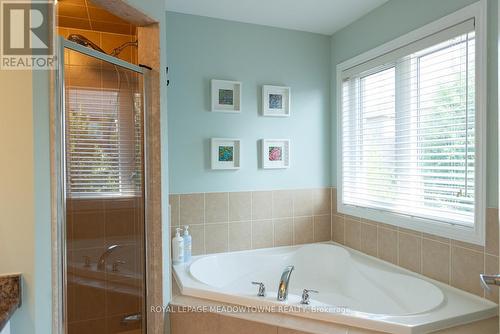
[172,227,184,265]
[183,225,192,262]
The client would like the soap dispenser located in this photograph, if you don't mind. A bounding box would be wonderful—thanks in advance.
[172,227,184,265]
[183,225,192,262]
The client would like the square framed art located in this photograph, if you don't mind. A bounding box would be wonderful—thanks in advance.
[262,85,290,117]
[211,79,242,113]
[211,138,241,170]
[261,139,290,169]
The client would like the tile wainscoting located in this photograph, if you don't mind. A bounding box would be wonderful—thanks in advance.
[169,189,332,254]
[169,188,499,301]
[331,187,499,301]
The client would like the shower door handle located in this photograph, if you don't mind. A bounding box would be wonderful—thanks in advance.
[480,274,500,291]
[112,260,126,272]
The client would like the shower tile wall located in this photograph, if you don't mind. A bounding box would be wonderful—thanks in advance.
[172,188,499,302]
[66,198,145,332]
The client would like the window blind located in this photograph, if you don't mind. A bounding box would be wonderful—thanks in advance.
[65,88,143,198]
[340,20,476,227]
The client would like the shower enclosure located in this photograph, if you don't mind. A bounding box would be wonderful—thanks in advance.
[56,37,148,334]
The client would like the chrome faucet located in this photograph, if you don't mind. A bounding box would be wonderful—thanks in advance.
[97,244,121,271]
[277,265,294,301]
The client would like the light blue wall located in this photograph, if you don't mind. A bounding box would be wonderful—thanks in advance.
[166,12,332,194]
[330,0,499,208]
[10,12,53,333]
[32,68,52,333]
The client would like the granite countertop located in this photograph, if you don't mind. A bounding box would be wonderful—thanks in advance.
[0,274,21,331]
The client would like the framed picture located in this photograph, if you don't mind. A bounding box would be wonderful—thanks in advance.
[211,138,241,170]
[211,79,241,113]
[261,139,290,169]
[262,85,290,117]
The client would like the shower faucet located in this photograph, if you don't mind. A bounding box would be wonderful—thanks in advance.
[277,265,294,301]
[97,244,122,271]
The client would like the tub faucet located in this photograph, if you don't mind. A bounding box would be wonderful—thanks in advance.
[277,265,294,301]
[97,244,121,270]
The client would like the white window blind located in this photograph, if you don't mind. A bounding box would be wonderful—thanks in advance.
[65,88,143,198]
[340,19,477,227]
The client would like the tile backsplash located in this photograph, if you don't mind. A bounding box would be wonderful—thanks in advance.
[170,188,499,301]
[169,188,332,255]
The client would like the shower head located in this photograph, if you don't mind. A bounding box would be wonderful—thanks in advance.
[68,34,106,54]
[110,41,138,57]
[67,34,138,58]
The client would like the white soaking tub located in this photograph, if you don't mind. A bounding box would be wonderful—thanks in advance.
[172,242,497,334]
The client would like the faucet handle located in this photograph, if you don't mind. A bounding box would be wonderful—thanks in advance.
[480,274,500,291]
[82,256,91,268]
[300,289,319,305]
[112,260,126,272]
[251,281,266,297]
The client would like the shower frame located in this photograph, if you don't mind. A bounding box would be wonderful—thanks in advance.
[54,37,151,334]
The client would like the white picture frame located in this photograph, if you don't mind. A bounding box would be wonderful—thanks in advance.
[262,85,290,117]
[211,79,242,113]
[211,138,241,170]
[261,139,290,169]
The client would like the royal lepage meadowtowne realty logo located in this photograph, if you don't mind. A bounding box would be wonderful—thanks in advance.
[1,0,55,69]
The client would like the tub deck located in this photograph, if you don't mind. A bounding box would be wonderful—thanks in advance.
[172,242,498,334]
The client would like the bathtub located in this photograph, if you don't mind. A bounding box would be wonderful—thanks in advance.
[172,242,497,334]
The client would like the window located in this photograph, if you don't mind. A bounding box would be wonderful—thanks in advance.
[337,3,486,244]
[65,88,143,198]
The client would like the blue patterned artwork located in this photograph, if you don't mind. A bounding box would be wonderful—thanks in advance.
[218,146,234,162]
[269,94,283,109]
[218,89,234,105]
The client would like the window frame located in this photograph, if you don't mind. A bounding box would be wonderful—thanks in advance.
[336,1,487,245]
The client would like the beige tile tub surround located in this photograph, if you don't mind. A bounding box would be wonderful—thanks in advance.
[331,188,500,300]
[169,188,332,255]
[170,187,499,301]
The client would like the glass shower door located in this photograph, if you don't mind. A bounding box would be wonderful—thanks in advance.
[60,40,146,334]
